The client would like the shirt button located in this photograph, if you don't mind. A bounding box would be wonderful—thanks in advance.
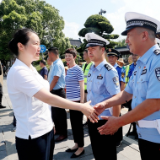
[139,66,141,69]
[141,79,143,81]
[134,96,136,98]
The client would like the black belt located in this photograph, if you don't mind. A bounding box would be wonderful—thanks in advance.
[50,88,64,94]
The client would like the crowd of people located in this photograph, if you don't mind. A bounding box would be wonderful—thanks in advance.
[5,11,160,160]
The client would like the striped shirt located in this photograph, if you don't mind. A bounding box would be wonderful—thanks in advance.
[65,65,84,101]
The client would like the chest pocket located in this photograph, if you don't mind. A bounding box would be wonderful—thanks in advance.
[137,75,148,98]
[95,79,104,93]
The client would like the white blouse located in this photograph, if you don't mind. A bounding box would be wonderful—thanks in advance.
[7,59,54,139]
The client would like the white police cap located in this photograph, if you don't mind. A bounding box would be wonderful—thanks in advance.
[121,12,160,35]
[85,33,109,48]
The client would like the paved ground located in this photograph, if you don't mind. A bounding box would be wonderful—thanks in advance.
[0,77,141,160]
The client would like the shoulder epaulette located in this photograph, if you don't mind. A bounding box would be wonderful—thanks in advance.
[104,64,112,71]
[154,49,160,55]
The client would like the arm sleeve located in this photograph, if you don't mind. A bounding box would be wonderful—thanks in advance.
[77,67,84,81]
[105,69,120,96]
[53,65,62,77]
[44,67,48,75]
[146,62,160,99]
[14,69,43,97]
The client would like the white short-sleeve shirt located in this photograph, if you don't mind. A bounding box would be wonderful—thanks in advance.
[7,59,54,139]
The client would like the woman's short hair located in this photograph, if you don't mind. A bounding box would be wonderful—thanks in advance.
[64,48,77,57]
[8,28,37,56]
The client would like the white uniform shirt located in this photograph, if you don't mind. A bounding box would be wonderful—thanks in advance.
[7,59,54,139]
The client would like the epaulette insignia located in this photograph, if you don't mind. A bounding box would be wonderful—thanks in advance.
[154,49,160,55]
[104,64,112,71]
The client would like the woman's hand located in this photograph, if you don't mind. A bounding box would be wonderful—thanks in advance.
[81,101,99,123]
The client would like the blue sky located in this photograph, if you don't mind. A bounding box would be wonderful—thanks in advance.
[45,0,159,40]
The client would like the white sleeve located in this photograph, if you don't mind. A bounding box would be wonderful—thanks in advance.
[14,69,43,97]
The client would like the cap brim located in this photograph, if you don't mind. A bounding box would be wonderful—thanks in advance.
[86,44,104,48]
[107,53,118,57]
[121,26,136,36]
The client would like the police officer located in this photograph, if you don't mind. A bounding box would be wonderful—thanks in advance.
[86,33,121,160]
[94,12,160,160]
[107,49,125,91]
[107,49,124,147]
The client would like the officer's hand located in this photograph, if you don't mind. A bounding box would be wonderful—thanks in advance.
[82,101,99,123]
[93,102,106,115]
[97,116,120,135]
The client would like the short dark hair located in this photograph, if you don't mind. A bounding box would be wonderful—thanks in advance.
[83,49,88,53]
[8,28,37,56]
[40,60,46,65]
[64,48,77,57]
[48,47,59,55]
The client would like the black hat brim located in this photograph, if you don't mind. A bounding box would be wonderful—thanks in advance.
[107,53,119,59]
[86,43,104,48]
[121,26,136,36]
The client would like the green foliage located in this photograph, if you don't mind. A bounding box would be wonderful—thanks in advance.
[78,14,119,53]
[115,39,126,47]
[0,0,71,60]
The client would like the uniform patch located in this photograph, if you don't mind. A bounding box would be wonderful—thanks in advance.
[121,72,125,78]
[155,67,160,81]
[141,69,147,75]
[154,49,160,55]
[104,64,112,71]
[134,71,137,75]
[112,76,119,86]
[88,73,91,77]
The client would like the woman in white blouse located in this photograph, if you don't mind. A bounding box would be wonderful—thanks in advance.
[7,28,98,160]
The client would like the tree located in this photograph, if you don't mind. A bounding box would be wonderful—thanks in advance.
[116,39,126,47]
[77,14,119,53]
[0,0,71,61]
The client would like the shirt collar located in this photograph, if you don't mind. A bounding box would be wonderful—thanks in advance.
[91,60,107,71]
[138,44,159,65]
[15,59,35,72]
[113,63,118,68]
[53,58,59,64]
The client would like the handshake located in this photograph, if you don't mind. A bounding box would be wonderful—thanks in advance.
[81,101,121,135]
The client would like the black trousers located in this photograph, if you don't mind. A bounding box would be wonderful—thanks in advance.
[70,109,84,147]
[50,88,67,135]
[16,129,55,160]
[115,113,123,144]
[138,138,160,160]
[88,120,117,160]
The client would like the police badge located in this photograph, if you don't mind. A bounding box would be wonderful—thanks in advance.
[155,67,160,81]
